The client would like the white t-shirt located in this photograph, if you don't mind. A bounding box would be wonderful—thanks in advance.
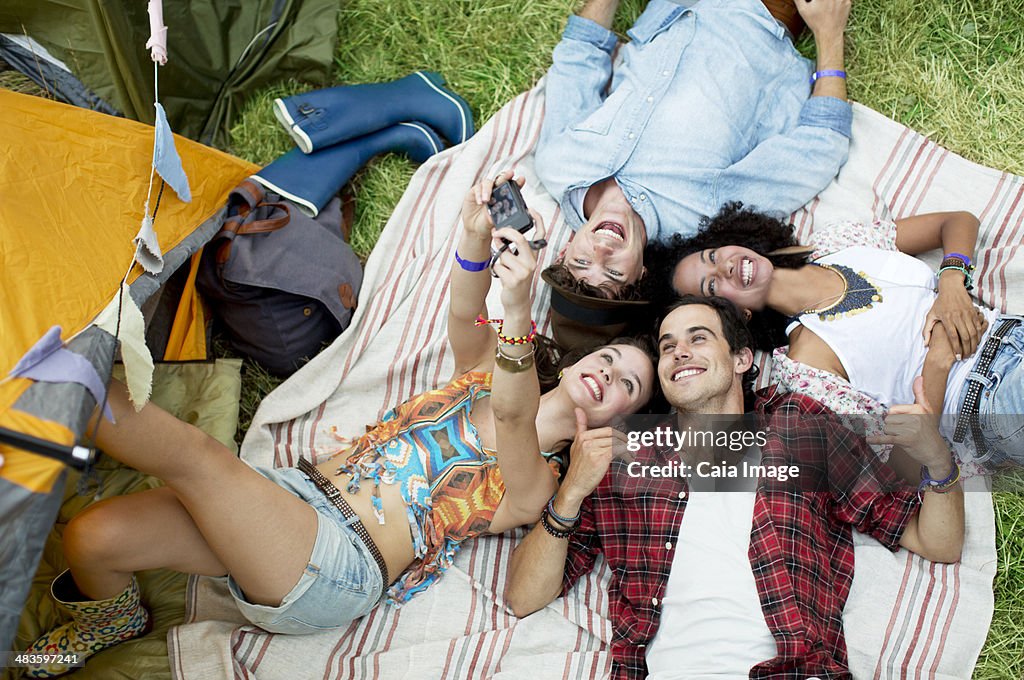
[646,450,777,679]
[787,220,999,437]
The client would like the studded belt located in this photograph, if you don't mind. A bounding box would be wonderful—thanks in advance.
[296,457,390,592]
[952,317,1023,448]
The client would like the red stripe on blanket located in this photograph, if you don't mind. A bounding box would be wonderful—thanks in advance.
[343,606,384,678]
[872,552,915,680]
[284,418,297,467]
[374,607,403,680]
[871,127,914,220]
[325,615,362,679]
[490,534,506,630]
[441,637,460,678]
[907,148,949,218]
[562,625,585,680]
[913,563,952,675]
[993,184,1024,312]
[493,619,517,675]
[230,628,255,680]
[466,537,483,636]
[928,563,961,678]
[976,173,1011,311]
[249,635,274,672]
[888,138,930,218]
[901,561,939,671]
[374,160,452,409]
[309,401,327,463]
[345,158,449,385]
[893,139,940,217]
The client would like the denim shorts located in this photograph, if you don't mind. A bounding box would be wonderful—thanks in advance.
[959,315,1024,467]
[226,465,384,634]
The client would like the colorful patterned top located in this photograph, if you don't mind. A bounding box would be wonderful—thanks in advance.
[335,372,561,605]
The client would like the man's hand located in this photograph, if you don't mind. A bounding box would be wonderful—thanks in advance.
[796,0,851,41]
[867,376,952,475]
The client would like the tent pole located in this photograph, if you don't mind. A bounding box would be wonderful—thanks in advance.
[0,426,95,469]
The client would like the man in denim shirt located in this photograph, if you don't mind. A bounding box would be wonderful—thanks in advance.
[537,0,853,298]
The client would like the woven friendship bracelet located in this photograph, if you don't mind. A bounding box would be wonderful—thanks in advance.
[475,315,537,345]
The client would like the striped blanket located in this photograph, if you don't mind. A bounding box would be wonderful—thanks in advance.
[168,79,1011,679]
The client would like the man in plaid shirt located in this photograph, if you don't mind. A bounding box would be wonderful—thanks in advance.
[506,296,965,679]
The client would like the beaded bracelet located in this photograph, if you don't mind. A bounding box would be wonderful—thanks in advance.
[918,458,961,494]
[546,495,581,526]
[540,509,578,539]
[475,316,537,345]
[937,263,975,291]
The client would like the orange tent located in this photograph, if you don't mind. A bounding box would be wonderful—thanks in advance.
[0,90,255,648]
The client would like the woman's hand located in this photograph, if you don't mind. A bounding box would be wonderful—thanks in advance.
[924,277,987,360]
[492,215,546,313]
[556,409,630,515]
[461,170,523,240]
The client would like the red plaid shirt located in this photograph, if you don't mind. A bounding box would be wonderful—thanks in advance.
[562,389,921,679]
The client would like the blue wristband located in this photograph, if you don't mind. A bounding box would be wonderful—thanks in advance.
[810,69,847,84]
[455,250,490,272]
[945,252,973,267]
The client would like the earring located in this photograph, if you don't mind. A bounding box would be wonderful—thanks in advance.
[558,370,564,380]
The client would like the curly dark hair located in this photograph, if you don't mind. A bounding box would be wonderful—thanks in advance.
[543,262,645,301]
[644,202,811,351]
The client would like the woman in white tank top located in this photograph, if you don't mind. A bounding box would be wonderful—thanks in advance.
[653,202,1024,469]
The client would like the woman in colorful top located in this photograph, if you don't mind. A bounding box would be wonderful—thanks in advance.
[652,201,1022,470]
[27,172,657,678]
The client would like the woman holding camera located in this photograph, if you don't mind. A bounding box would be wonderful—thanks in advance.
[26,173,658,677]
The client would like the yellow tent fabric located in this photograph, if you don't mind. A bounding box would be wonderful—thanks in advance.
[0,90,256,487]
[162,251,209,362]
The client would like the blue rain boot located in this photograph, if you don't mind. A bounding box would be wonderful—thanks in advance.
[251,121,445,216]
[273,71,474,154]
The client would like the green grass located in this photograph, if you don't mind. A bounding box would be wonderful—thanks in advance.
[7,0,1020,674]
[225,1,1024,676]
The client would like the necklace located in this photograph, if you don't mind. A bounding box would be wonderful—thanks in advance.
[801,263,883,321]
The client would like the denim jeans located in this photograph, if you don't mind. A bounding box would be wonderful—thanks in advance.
[535,0,852,240]
[964,316,1024,467]
[226,466,384,634]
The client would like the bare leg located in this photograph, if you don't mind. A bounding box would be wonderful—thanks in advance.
[88,382,318,606]
[65,487,227,599]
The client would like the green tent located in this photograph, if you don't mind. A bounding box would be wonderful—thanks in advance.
[0,0,339,145]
